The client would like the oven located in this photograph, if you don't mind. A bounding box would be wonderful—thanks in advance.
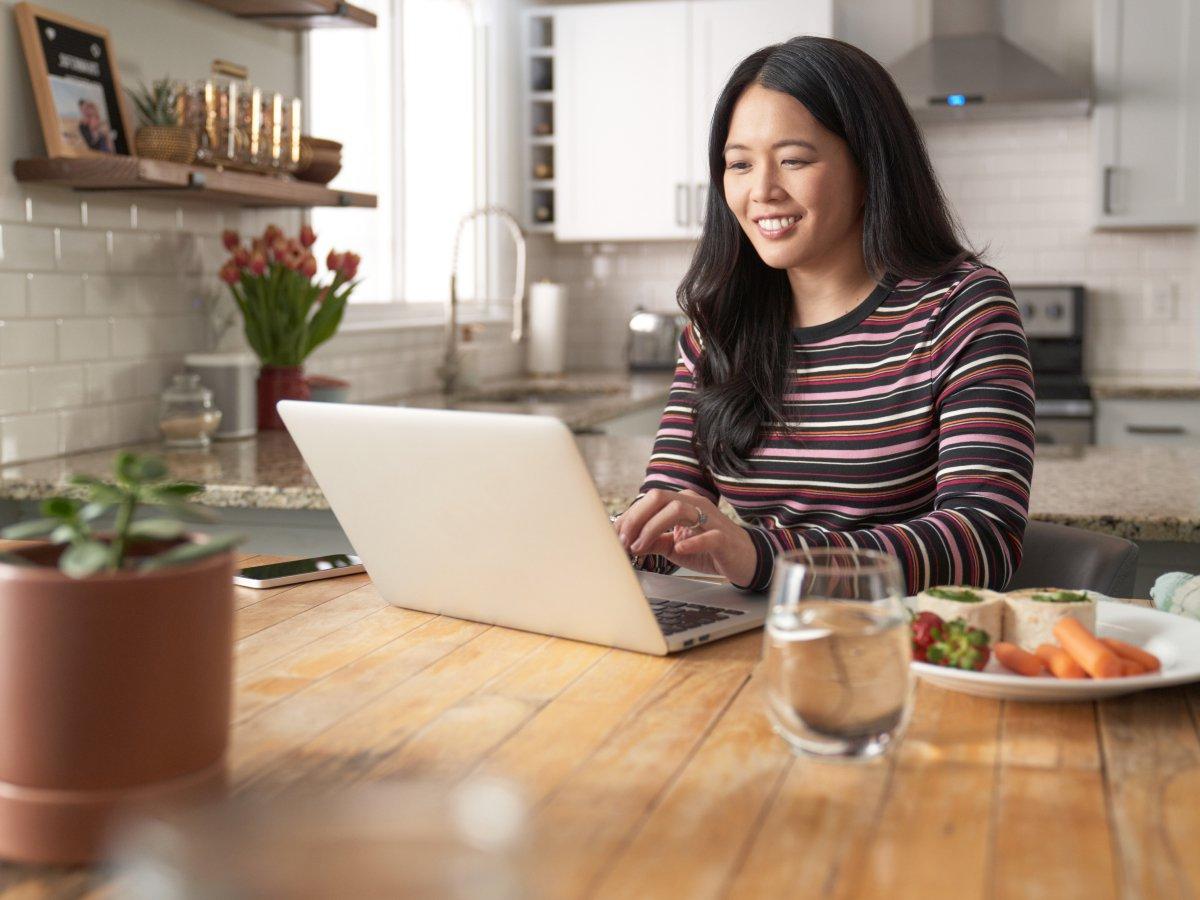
[1013,284,1093,447]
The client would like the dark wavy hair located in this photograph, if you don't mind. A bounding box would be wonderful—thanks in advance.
[679,36,979,476]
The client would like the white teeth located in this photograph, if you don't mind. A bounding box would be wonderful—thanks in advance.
[758,217,797,231]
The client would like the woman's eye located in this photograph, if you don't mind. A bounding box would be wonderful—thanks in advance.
[724,160,810,171]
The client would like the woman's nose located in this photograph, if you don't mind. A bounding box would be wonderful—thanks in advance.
[748,165,785,202]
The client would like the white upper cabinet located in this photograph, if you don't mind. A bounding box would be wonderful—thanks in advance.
[688,1,833,230]
[555,0,833,242]
[555,1,692,242]
[1093,0,1200,227]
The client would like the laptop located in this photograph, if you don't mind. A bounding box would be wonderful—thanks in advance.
[277,400,767,655]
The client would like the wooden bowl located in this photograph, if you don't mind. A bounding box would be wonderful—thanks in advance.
[295,137,342,185]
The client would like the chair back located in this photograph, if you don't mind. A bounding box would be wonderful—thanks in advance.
[1007,520,1139,598]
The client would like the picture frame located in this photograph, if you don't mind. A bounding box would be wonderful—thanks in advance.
[13,2,135,158]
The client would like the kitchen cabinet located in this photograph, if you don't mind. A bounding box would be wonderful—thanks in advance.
[1092,0,1200,227]
[554,0,833,242]
[1096,398,1200,445]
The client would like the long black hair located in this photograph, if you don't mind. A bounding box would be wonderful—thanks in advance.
[679,36,979,476]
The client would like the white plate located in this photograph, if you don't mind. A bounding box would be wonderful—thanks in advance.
[906,595,1200,702]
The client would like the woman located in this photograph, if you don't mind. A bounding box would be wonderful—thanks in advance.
[612,36,1035,595]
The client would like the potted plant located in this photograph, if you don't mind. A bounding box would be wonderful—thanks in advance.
[219,224,360,430]
[0,453,242,865]
[127,78,197,164]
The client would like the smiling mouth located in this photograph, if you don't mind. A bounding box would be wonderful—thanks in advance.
[755,216,799,239]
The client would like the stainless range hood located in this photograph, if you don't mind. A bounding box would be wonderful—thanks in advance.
[887,0,1091,121]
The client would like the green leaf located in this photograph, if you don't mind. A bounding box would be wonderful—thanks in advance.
[127,518,185,540]
[0,551,34,567]
[79,502,111,522]
[49,524,81,544]
[60,541,111,578]
[138,533,244,571]
[115,451,139,485]
[40,496,79,519]
[69,476,126,504]
[1,518,59,539]
[133,456,169,483]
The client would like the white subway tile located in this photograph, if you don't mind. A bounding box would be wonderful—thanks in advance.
[59,406,115,455]
[0,224,55,271]
[85,359,141,403]
[0,319,56,365]
[111,398,158,444]
[109,232,172,274]
[84,275,148,316]
[29,364,85,411]
[0,272,26,317]
[27,273,86,317]
[0,368,30,415]
[24,189,84,227]
[0,411,59,464]
[78,198,131,229]
[130,201,180,232]
[109,318,156,358]
[56,229,110,272]
[58,318,111,362]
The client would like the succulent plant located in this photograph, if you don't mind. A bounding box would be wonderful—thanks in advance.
[127,78,184,127]
[0,452,242,578]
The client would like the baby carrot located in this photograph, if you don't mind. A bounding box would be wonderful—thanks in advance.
[1053,618,1123,679]
[1099,638,1161,673]
[1118,657,1146,677]
[1035,644,1088,679]
[994,642,1045,676]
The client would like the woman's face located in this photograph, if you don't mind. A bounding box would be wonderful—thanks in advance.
[721,84,865,271]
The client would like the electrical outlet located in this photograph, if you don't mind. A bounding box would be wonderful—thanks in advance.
[1142,281,1177,321]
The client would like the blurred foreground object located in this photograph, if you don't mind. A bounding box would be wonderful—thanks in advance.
[111,778,528,899]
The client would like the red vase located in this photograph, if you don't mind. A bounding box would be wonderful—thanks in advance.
[257,365,310,430]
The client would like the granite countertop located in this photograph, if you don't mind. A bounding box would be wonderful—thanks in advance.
[3,377,1200,542]
[1090,376,1200,400]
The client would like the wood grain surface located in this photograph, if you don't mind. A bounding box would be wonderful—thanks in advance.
[0,549,1196,898]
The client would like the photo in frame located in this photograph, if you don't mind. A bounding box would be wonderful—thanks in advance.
[13,3,134,157]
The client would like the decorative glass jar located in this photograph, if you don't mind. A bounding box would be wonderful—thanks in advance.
[159,373,222,449]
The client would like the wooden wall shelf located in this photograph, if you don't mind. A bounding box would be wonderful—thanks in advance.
[13,157,377,209]
[190,0,376,29]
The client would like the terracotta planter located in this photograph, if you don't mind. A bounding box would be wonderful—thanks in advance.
[0,539,234,864]
[257,365,310,431]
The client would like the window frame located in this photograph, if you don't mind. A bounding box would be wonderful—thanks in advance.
[301,0,507,332]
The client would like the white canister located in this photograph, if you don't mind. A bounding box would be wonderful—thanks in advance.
[184,352,258,439]
[527,280,568,375]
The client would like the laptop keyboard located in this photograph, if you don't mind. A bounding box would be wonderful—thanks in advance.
[649,599,744,635]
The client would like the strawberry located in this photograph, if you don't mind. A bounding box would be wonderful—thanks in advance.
[910,610,944,663]
[925,617,991,671]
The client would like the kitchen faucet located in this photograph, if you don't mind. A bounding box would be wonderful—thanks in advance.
[439,205,527,395]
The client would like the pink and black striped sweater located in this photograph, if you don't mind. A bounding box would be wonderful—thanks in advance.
[635,262,1036,594]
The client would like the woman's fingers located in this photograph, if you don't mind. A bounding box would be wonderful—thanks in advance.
[672,526,723,556]
[616,489,676,549]
[629,496,712,554]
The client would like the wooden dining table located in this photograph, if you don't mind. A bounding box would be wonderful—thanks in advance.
[3,551,1198,898]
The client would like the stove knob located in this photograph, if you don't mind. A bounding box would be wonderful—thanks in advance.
[1046,303,1065,320]
[1021,303,1036,321]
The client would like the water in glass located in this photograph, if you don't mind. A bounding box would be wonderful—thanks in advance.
[763,549,912,761]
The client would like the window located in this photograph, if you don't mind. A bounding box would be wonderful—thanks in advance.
[306,0,491,310]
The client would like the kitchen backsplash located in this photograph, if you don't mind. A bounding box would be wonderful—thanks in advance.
[546,116,1200,378]
[1,116,1196,466]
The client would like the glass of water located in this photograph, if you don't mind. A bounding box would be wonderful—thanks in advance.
[763,548,912,761]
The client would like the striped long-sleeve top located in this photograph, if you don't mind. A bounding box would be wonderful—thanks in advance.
[635,262,1036,594]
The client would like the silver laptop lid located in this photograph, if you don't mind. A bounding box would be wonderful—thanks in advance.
[278,400,672,655]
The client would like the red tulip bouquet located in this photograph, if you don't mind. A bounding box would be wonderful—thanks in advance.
[218,224,361,429]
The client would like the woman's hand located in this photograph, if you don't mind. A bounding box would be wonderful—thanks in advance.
[613,489,758,587]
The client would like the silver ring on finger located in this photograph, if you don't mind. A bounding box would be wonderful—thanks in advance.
[690,508,707,529]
